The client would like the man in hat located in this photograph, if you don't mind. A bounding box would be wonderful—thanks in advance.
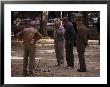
[17,22,42,76]
[76,16,88,72]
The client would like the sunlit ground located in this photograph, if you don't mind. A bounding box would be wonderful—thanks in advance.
[11,39,100,77]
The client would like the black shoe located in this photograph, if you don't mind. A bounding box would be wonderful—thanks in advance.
[34,66,41,72]
[77,69,87,72]
[65,65,74,69]
[23,73,29,77]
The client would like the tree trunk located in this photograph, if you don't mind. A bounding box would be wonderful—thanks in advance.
[42,11,48,37]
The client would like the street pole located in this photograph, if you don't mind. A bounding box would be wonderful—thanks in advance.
[60,11,62,26]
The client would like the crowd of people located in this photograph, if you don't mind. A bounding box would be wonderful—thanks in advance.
[16,16,90,76]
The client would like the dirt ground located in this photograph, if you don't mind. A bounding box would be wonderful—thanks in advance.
[11,39,100,77]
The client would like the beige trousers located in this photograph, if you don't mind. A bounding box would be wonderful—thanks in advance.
[23,43,36,75]
[54,40,65,65]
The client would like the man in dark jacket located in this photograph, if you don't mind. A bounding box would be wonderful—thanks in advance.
[63,17,75,68]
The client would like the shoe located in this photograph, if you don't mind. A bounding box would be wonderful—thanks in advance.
[29,72,34,77]
[55,64,60,67]
[23,72,29,77]
[65,65,74,69]
[65,66,71,69]
[77,69,87,72]
[34,66,41,72]
[29,73,34,77]
[23,73,29,77]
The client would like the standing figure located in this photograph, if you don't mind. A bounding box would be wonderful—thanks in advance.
[54,19,65,67]
[96,17,100,45]
[17,22,42,76]
[76,17,88,72]
[63,17,75,68]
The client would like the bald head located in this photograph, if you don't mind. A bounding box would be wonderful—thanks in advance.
[54,19,61,29]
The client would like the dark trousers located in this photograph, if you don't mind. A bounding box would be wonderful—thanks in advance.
[78,52,86,70]
[65,41,74,67]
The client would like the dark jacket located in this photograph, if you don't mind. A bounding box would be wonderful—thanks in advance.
[76,24,88,53]
[64,22,75,41]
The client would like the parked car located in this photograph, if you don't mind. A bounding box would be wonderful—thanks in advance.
[47,18,55,26]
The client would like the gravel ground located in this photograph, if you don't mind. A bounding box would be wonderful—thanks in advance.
[11,39,100,77]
